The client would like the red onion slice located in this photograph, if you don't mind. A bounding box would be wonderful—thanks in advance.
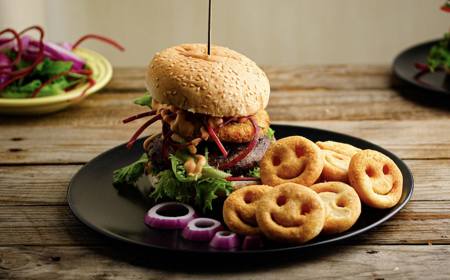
[209,231,240,250]
[242,235,264,250]
[182,218,223,242]
[144,202,196,229]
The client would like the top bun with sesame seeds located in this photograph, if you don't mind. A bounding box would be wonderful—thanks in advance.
[145,43,270,117]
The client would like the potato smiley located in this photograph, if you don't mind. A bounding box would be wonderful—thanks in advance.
[223,185,272,235]
[256,183,325,244]
[260,136,324,186]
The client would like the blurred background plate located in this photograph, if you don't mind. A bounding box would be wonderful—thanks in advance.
[0,47,112,115]
[393,40,450,96]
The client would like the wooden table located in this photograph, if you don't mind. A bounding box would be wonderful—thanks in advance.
[1,66,449,279]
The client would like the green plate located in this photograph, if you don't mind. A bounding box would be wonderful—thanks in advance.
[0,47,113,115]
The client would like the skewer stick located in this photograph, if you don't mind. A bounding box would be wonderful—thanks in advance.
[207,0,212,55]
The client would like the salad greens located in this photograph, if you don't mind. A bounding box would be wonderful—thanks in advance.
[1,57,85,98]
[1,25,124,98]
[113,149,234,212]
[427,33,450,72]
[266,127,275,140]
[112,153,148,189]
[247,167,261,178]
[152,151,233,212]
[134,94,152,107]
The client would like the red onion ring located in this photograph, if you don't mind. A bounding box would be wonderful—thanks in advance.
[144,202,197,229]
[219,116,260,170]
[182,218,223,242]
[209,231,240,250]
[242,235,264,250]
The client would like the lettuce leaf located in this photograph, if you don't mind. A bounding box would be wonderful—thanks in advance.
[112,153,148,189]
[134,94,152,107]
[427,33,450,71]
[151,152,233,212]
[34,58,73,77]
[150,169,233,212]
[266,127,275,140]
[247,167,261,178]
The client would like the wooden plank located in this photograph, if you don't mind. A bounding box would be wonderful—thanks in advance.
[2,89,447,129]
[1,245,449,279]
[0,120,449,164]
[0,159,448,206]
[0,165,79,205]
[267,89,450,121]
[105,66,393,92]
[0,201,448,246]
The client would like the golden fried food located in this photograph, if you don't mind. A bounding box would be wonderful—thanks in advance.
[316,141,361,182]
[256,183,325,244]
[153,98,269,143]
[223,185,272,235]
[310,182,361,235]
[217,110,270,143]
[260,136,324,186]
[348,149,403,209]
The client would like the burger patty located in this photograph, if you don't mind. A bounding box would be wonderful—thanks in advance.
[147,135,271,176]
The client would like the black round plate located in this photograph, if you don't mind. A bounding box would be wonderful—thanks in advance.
[67,124,414,255]
[393,39,450,95]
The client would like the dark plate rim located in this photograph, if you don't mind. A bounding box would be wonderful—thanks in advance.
[392,38,449,95]
[67,124,414,255]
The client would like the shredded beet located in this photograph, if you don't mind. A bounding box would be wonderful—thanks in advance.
[72,34,125,51]
[79,77,96,97]
[0,28,22,70]
[122,110,156,124]
[126,114,162,149]
[0,26,45,91]
[219,116,260,170]
[207,123,228,157]
[70,68,93,75]
[226,176,259,181]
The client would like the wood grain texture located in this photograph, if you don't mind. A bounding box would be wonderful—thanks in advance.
[0,66,449,278]
[1,245,449,280]
[0,159,448,206]
[105,66,393,92]
[0,201,448,246]
[1,90,448,128]
[1,120,448,164]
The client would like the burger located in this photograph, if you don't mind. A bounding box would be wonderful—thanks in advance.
[113,43,274,212]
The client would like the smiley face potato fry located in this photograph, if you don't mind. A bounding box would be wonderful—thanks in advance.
[348,149,403,209]
[316,141,361,182]
[256,183,325,244]
[223,185,272,235]
[260,136,324,186]
[310,181,361,235]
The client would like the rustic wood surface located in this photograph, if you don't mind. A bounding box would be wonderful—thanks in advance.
[0,66,449,279]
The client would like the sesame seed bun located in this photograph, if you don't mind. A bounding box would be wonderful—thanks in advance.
[145,43,270,117]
